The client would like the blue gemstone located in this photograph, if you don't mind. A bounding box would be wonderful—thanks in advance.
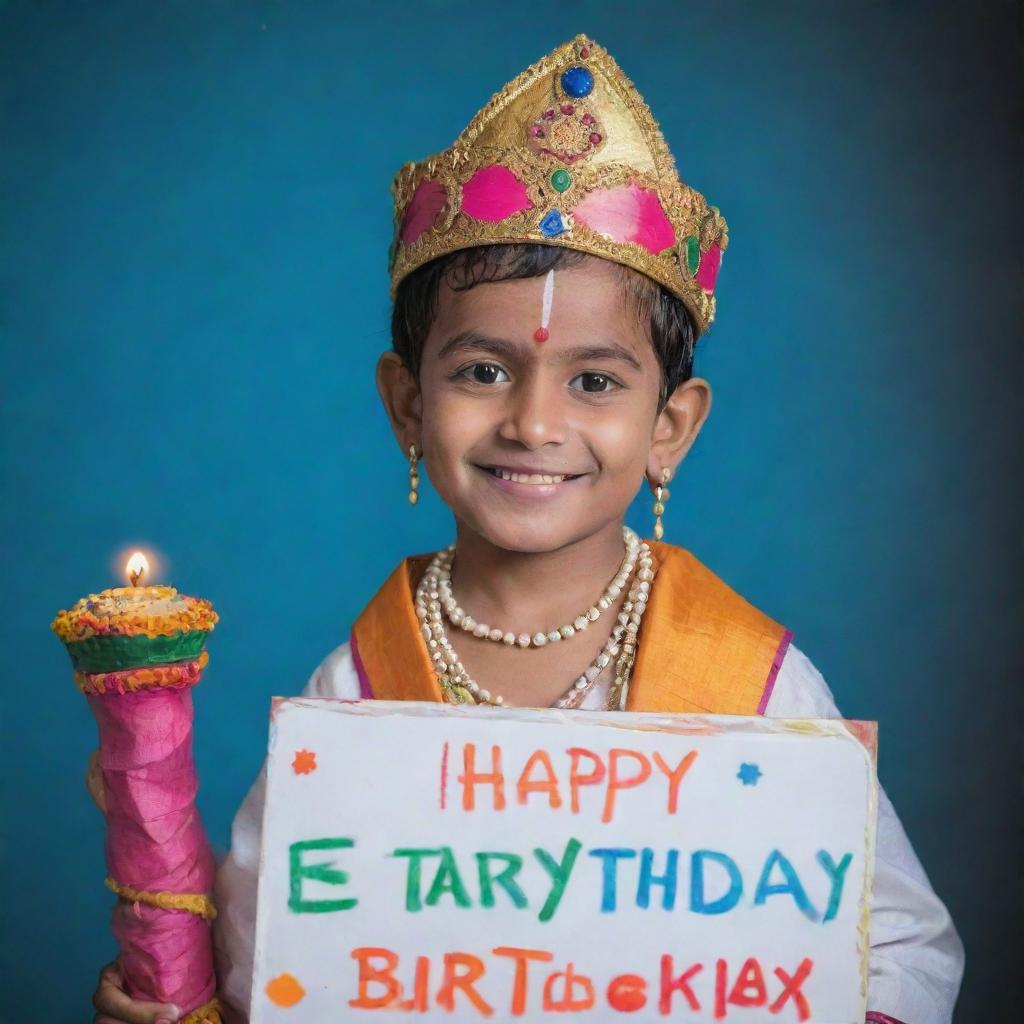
[560,65,594,98]
[539,210,566,237]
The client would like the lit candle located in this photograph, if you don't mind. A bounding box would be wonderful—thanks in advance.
[126,550,148,587]
[52,552,222,1023]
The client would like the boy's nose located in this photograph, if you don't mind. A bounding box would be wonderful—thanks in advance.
[497,377,568,449]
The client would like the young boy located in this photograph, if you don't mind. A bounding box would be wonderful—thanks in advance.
[91,35,963,1024]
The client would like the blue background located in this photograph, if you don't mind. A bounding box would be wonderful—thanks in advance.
[1,2,1018,1019]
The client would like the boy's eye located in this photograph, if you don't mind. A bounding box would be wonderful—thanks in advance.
[460,363,510,385]
[570,371,619,393]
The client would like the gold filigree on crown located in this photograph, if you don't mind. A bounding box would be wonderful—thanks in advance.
[389,34,729,337]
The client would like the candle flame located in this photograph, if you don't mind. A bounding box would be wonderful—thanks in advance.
[126,551,149,587]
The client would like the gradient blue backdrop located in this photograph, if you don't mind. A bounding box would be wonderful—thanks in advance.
[2,2,1018,1019]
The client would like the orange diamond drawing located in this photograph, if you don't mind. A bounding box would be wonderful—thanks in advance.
[292,749,317,775]
[266,971,306,1007]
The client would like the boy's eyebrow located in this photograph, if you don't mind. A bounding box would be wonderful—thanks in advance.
[436,331,518,362]
[436,330,643,371]
[566,342,643,371]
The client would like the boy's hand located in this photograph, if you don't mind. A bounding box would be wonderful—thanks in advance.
[86,749,106,813]
[93,960,180,1023]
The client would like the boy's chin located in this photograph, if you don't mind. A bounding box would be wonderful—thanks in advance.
[462,514,600,555]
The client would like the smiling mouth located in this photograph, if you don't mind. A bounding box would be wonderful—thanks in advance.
[477,465,584,485]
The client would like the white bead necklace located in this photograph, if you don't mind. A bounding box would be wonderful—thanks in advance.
[413,539,656,710]
[437,526,641,648]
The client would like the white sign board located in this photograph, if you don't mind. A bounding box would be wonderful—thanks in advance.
[252,700,877,1023]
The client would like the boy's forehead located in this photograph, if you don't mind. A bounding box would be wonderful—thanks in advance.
[435,262,630,331]
[426,267,655,367]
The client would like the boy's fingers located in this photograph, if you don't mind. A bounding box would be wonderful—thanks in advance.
[93,961,179,1023]
[93,1019,176,1024]
[94,1019,174,1024]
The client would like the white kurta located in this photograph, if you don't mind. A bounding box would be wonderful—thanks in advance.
[214,641,964,1022]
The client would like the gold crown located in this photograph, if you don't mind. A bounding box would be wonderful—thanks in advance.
[389,34,729,336]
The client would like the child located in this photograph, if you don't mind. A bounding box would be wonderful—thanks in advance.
[92,35,963,1024]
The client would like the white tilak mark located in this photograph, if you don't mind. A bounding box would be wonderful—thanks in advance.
[540,269,555,330]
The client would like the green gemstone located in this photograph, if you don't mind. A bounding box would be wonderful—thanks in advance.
[551,169,572,193]
[685,235,701,276]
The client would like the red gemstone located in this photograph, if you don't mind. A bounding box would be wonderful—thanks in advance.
[533,326,550,342]
[560,103,575,115]
[543,109,556,120]
[579,46,590,58]
[589,132,602,144]
[581,113,595,125]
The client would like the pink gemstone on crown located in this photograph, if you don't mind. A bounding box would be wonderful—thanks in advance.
[695,242,723,292]
[572,182,676,254]
[462,165,533,223]
[400,180,448,244]
[561,103,575,115]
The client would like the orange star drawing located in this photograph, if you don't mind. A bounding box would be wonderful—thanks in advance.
[291,749,317,775]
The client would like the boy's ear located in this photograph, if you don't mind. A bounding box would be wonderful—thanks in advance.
[647,376,712,486]
[376,351,423,452]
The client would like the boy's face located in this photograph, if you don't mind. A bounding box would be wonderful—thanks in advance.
[381,257,709,553]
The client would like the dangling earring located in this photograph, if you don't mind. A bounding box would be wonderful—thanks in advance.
[408,444,420,505]
[652,467,671,540]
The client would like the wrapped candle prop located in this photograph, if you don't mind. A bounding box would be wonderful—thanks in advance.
[52,553,222,1023]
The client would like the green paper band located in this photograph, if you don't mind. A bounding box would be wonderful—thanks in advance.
[65,631,210,672]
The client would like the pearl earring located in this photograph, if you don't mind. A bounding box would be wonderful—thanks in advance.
[408,444,420,505]
[652,467,671,540]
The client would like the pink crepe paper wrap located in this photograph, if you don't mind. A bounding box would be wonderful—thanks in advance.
[91,680,217,1011]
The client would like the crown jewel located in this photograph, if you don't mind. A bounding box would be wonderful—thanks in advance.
[389,35,729,336]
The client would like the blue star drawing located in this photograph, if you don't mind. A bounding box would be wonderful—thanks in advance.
[737,762,763,786]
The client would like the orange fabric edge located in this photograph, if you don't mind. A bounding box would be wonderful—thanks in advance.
[627,541,788,715]
[350,553,442,702]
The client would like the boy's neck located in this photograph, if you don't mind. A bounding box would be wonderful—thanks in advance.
[449,519,631,628]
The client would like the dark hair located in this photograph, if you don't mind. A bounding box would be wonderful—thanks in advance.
[391,244,697,410]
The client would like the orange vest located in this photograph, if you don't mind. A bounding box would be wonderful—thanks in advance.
[350,540,791,715]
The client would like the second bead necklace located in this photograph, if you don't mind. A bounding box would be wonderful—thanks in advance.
[413,537,656,709]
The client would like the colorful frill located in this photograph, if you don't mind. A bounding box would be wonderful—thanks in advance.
[51,584,218,642]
